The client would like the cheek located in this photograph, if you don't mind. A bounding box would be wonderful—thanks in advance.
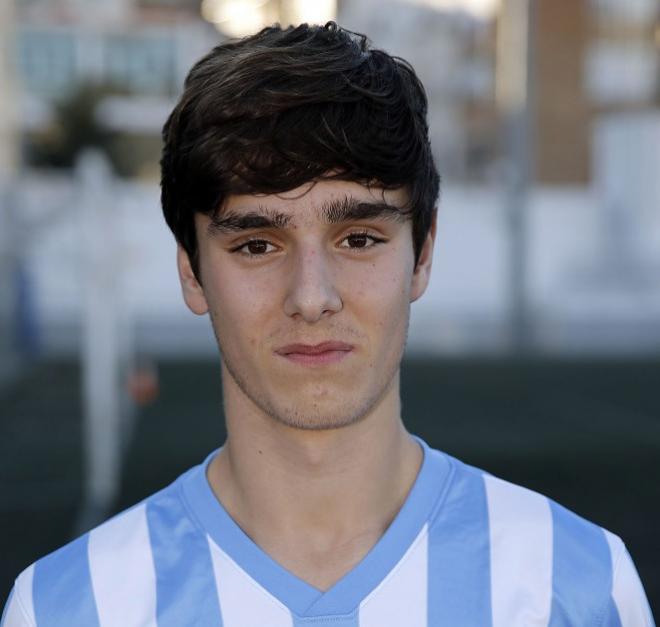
[205,267,276,343]
[347,254,412,327]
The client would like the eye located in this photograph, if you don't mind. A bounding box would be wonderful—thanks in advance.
[339,231,386,250]
[232,239,277,257]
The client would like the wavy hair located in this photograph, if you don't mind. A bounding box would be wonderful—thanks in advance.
[160,21,440,279]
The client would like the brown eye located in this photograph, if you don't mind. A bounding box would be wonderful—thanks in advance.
[347,234,369,248]
[339,232,386,251]
[246,240,268,255]
[232,239,276,257]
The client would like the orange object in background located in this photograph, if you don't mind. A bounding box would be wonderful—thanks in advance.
[126,362,159,406]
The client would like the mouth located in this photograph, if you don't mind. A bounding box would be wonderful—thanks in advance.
[275,341,354,366]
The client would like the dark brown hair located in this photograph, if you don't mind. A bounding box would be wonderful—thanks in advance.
[160,21,440,279]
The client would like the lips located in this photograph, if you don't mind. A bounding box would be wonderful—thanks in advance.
[275,341,354,366]
[276,341,354,356]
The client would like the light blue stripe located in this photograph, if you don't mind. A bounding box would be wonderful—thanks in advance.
[548,502,612,626]
[293,610,359,627]
[601,596,623,627]
[1,588,15,626]
[180,456,321,617]
[427,464,491,626]
[303,437,451,617]
[33,534,100,626]
[182,437,452,619]
[147,489,223,626]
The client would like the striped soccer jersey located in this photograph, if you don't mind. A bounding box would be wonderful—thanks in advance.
[2,436,655,627]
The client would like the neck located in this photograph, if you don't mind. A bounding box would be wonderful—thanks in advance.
[207,366,423,561]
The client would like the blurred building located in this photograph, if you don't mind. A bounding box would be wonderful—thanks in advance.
[530,0,659,183]
[9,0,660,184]
[8,0,502,183]
[15,0,214,101]
[340,0,660,185]
[12,0,219,177]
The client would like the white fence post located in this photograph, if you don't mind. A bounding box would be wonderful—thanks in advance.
[76,150,125,533]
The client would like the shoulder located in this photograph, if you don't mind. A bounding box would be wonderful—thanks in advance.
[2,477,194,627]
[430,455,655,626]
[2,570,35,627]
[442,456,613,558]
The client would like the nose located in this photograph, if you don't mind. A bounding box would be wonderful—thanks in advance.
[283,245,343,322]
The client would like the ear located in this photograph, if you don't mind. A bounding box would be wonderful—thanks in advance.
[410,211,437,303]
[177,244,209,315]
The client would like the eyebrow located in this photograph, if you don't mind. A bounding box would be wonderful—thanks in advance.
[207,209,292,235]
[322,196,408,224]
[207,196,408,235]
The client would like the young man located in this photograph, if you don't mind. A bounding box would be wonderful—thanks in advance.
[2,22,655,627]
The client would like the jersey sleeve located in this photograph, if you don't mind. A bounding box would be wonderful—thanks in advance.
[1,588,35,627]
[602,534,655,627]
[2,565,36,627]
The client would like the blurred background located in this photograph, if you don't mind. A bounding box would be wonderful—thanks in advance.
[1,0,659,615]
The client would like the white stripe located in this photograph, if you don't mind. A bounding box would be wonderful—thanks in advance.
[484,474,553,627]
[604,530,655,627]
[88,504,157,627]
[1,593,30,627]
[359,524,428,627]
[207,537,293,627]
[3,565,36,627]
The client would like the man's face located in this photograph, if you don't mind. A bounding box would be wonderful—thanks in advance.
[178,179,435,431]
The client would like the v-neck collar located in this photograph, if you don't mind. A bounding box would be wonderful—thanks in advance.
[180,434,453,618]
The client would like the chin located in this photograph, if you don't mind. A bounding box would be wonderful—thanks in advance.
[222,353,397,432]
[270,409,366,432]
[266,395,377,432]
